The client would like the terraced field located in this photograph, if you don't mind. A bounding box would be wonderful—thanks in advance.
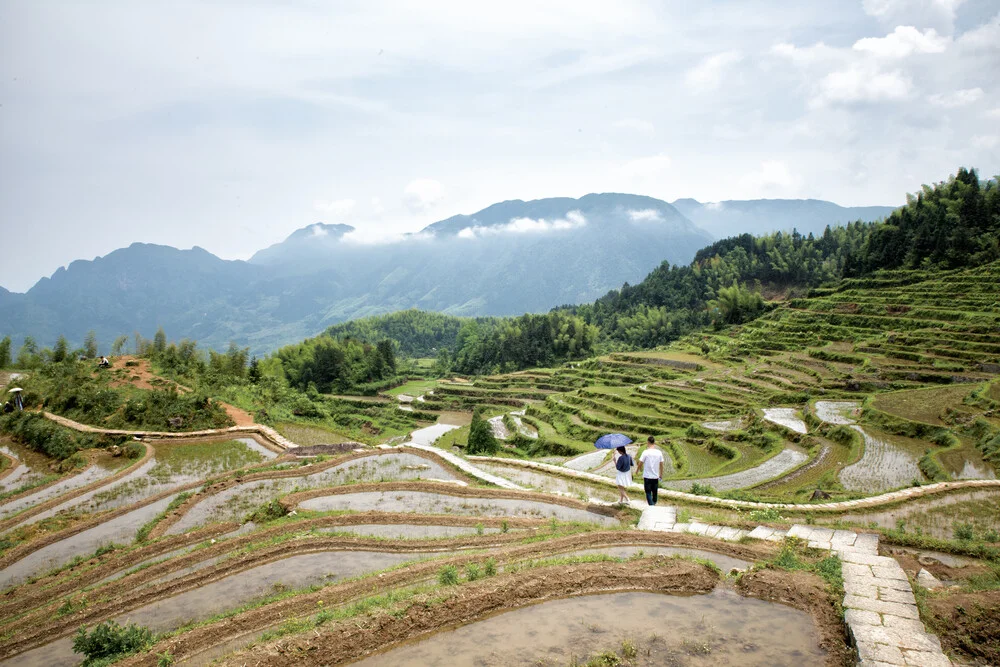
[1,263,998,665]
[418,261,999,503]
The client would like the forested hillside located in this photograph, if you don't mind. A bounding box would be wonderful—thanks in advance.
[322,168,997,360]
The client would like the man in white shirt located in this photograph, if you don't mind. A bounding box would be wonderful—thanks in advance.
[637,436,664,506]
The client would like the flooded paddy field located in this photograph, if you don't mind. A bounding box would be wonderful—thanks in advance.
[166,452,461,534]
[826,488,1000,539]
[298,489,620,525]
[351,589,826,667]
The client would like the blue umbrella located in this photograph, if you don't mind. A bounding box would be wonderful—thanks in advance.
[594,433,632,450]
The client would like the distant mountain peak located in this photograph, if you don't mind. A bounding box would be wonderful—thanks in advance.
[285,222,355,242]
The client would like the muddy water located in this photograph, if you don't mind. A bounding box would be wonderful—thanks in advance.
[0,463,115,522]
[232,436,280,461]
[761,408,808,434]
[660,449,808,492]
[0,494,179,591]
[22,438,267,524]
[115,550,445,633]
[1,636,76,667]
[0,441,53,492]
[409,422,462,444]
[435,413,472,428]
[352,589,826,666]
[509,411,538,439]
[702,418,743,432]
[828,489,1000,540]
[315,524,503,538]
[839,426,925,492]
[477,462,619,502]
[938,447,996,481]
[560,545,750,572]
[814,401,860,425]
[299,490,619,525]
[166,453,460,534]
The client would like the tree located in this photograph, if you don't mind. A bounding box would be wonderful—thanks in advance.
[376,340,396,374]
[466,409,499,455]
[0,336,10,369]
[248,356,261,384]
[153,327,167,355]
[111,335,129,356]
[17,336,38,367]
[52,335,69,363]
[83,330,99,358]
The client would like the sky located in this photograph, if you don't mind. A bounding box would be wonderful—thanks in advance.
[1,0,998,293]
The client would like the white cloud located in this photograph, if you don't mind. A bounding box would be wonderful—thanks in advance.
[853,26,948,58]
[612,118,655,133]
[813,65,912,107]
[985,108,1000,119]
[740,160,801,193]
[312,198,356,215]
[956,14,1000,51]
[685,50,742,91]
[770,41,838,66]
[972,135,999,149]
[309,223,328,237]
[403,178,444,212]
[457,211,587,239]
[705,201,725,211]
[627,208,662,222]
[927,87,983,108]
[862,0,967,33]
[341,228,435,245]
[370,197,385,216]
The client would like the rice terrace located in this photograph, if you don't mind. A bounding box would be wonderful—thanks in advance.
[2,146,1000,667]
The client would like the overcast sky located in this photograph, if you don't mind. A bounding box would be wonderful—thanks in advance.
[1,0,998,292]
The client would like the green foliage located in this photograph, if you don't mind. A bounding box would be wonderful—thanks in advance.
[709,282,767,326]
[0,335,11,368]
[123,442,144,459]
[465,563,482,581]
[272,335,397,394]
[484,558,497,576]
[83,331,99,359]
[848,167,1000,274]
[466,409,499,455]
[246,499,288,524]
[0,411,97,459]
[689,482,715,496]
[918,453,948,482]
[954,522,976,541]
[438,565,459,585]
[72,621,154,666]
[324,309,467,357]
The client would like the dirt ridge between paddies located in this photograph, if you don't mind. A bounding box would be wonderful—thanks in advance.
[145,446,479,540]
[0,449,18,484]
[221,560,850,667]
[0,513,542,623]
[0,448,297,574]
[470,455,1000,511]
[0,441,156,533]
[277,480,630,520]
[111,531,782,667]
[0,447,464,574]
[1,523,558,658]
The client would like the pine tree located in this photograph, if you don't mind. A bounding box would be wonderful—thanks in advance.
[83,330,99,358]
[0,336,10,369]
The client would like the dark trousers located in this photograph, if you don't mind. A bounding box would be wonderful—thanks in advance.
[643,477,659,506]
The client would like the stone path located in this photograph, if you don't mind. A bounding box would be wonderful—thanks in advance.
[635,505,951,666]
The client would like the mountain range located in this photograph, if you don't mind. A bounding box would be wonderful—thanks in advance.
[0,194,895,355]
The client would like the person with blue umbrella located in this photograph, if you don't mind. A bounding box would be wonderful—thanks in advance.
[594,433,634,504]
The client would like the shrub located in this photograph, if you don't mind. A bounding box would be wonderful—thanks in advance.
[123,442,144,459]
[246,499,288,523]
[689,483,715,496]
[484,558,497,577]
[465,563,482,581]
[954,523,976,541]
[438,565,459,585]
[466,409,499,455]
[72,621,154,665]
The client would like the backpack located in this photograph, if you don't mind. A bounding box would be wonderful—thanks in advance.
[615,454,631,472]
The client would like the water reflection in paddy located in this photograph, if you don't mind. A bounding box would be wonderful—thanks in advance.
[166,452,460,534]
[0,494,179,591]
[476,462,619,502]
[299,490,619,525]
[116,550,445,633]
[352,589,826,666]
